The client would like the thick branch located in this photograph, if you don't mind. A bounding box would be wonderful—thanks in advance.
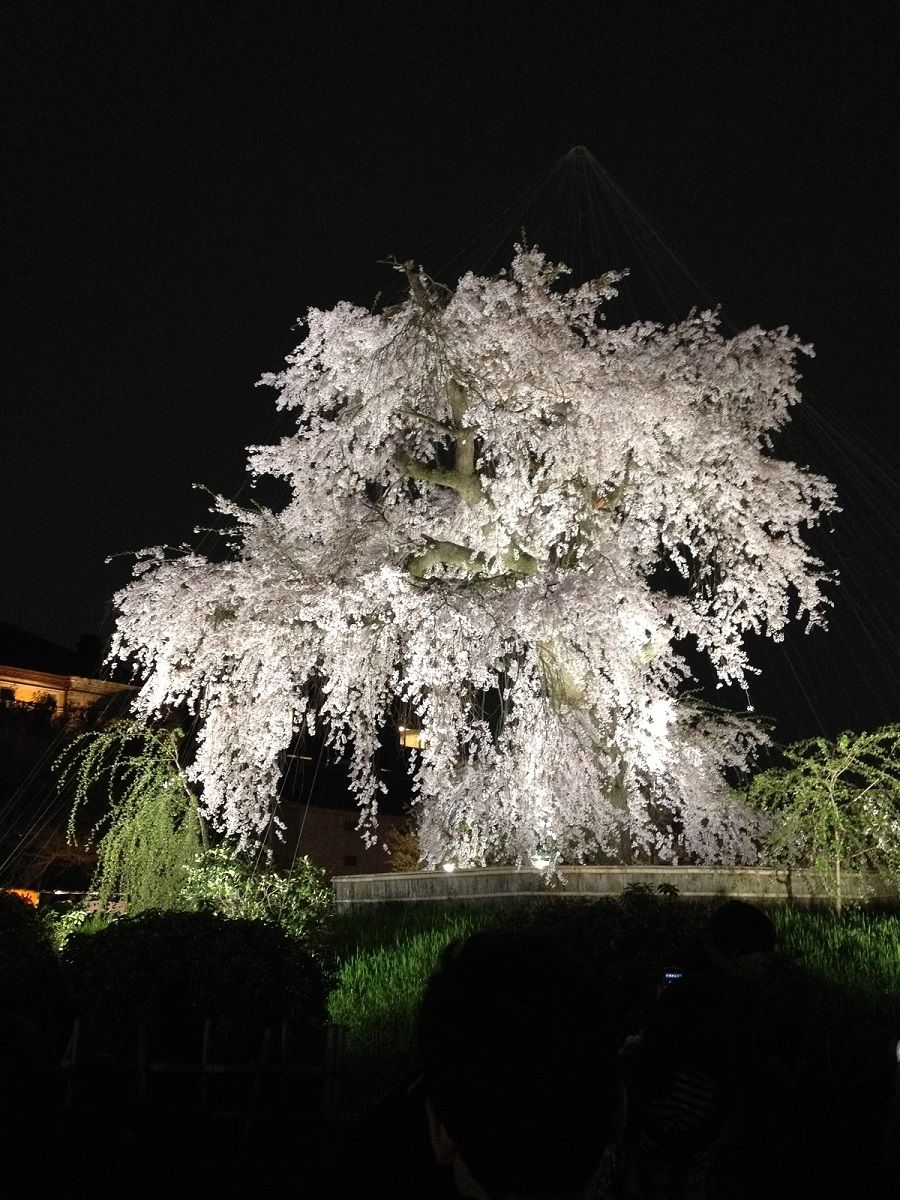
[398,408,458,438]
[537,641,586,709]
[447,378,476,480]
[400,260,432,310]
[497,544,539,574]
[592,450,634,512]
[395,449,483,506]
[406,538,538,580]
[407,539,491,579]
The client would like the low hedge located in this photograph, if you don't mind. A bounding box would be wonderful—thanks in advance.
[63,908,327,1061]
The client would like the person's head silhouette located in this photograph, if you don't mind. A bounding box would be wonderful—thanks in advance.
[418,929,624,1200]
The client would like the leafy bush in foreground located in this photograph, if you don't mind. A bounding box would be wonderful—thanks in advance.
[58,721,203,914]
[179,843,334,966]
[0,891,69,1044]
[63,908,326,1060]
[752,726,900,913]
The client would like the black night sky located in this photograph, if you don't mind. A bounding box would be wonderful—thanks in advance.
[3,2,898,745]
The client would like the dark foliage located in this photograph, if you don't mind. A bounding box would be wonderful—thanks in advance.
[62,908,327,1061]
[0,890,69,1047]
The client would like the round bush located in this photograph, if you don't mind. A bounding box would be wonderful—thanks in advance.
[62,908,326,1060]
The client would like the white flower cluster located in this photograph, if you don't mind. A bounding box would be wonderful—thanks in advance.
[111,250,837,867]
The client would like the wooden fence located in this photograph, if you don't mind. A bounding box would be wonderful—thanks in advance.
[61,1017,350,1125]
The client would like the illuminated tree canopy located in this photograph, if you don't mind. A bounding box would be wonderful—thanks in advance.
[111,249,837,868]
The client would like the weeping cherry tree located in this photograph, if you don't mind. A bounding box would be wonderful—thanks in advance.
[110,249,837,869]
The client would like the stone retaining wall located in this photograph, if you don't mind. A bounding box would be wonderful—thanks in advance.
[333,865,891,908]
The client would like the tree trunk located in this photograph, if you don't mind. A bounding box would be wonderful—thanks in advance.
[835,850,842,917]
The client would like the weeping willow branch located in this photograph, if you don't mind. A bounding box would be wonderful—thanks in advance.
[57,720,204,913]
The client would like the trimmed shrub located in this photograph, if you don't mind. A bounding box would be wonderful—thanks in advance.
[62,908,326,1061]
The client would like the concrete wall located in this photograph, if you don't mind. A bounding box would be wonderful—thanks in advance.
[333,864,893,908]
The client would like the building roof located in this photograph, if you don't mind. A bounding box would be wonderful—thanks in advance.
[0,622,83,675]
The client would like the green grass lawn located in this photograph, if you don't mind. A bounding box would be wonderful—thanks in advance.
[327,895,900,1068]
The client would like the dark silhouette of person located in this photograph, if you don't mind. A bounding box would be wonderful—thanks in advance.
[623,900,777,1199]
[417,929,626,1200]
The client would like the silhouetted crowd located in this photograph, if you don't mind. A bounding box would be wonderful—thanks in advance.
[3,900,899,1198]
[351,901,900,1200]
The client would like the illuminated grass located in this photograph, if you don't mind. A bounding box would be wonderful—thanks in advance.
[773,906,900,1018]
[327,906,489,1059]
[328,900,900,1064]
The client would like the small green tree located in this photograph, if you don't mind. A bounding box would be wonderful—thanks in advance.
[179,843,333,964]
[58,720,204,913]
[749,725,900,913]
[384,821,424,872]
